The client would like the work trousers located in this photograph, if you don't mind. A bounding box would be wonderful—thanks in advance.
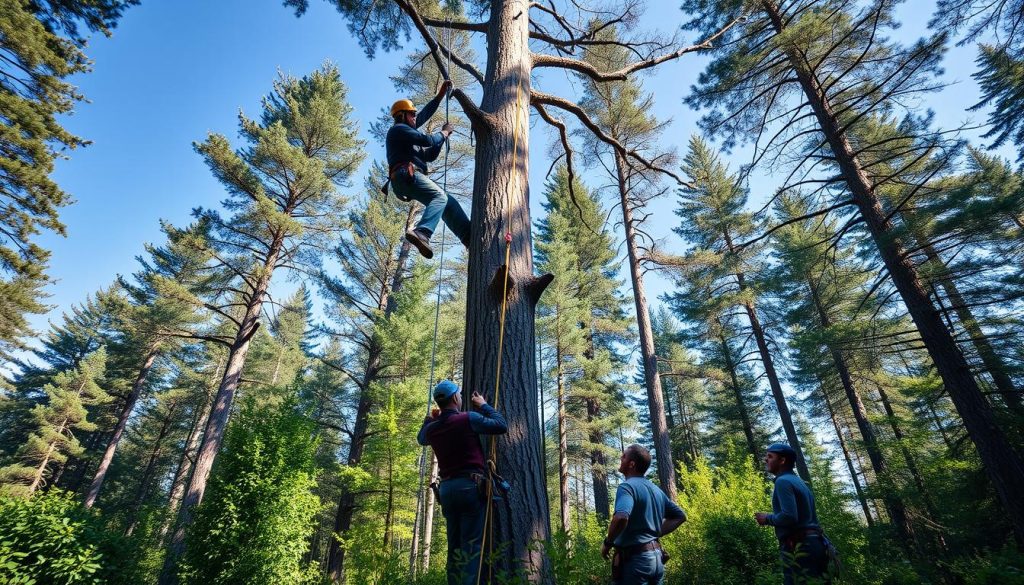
[613,550,664,585]
[780,534,831,585]
[439,477,485,585]
[391,170,470,247]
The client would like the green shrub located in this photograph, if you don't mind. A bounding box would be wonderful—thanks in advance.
[179,397,321,585]
[952,545,1024,585]
[0,489,140,584]
[665,450,779,585]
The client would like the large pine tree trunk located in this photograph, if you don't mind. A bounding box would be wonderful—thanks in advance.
[461,0,551,577]
[761,0,1024,543]
[85,345,160,508]
[161,239,282,585]
[614,152,677,498]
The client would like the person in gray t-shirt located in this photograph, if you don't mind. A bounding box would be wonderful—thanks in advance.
[601,445,686,585]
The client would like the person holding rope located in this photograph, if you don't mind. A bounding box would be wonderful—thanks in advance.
[601,444,687,585]
[417,380,506,585]
[755,443,833,585]
[386,79,470,259]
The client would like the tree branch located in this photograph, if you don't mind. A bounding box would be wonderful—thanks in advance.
[530,15,743,80]
[531,90,691,186]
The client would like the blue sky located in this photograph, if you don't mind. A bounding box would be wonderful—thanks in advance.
[29,0,1000,354]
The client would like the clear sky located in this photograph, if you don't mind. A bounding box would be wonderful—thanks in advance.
[28,0,1000,359]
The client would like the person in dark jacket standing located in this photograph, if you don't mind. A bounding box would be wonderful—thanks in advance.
[417,380,506,585]
[387,80,471,259]
[755,443,832,585]
[600,444,687,585]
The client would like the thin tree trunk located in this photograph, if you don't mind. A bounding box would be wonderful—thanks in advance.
[421,455,438,572]
[724,231,809,481]
[125,401,178,537]
[761,0,1024,543]
[809,278,918,550]
[875,384,945,545]
[29,419,67,493]
[587,398,610,522]
[923,244,1023,414]
[159,358,220,546]
[328,211,414,582]
[85,345,161,508]
[556,340,571,534]
[614,152,676,498]
[822,388,873,526]
[718,328,759,461]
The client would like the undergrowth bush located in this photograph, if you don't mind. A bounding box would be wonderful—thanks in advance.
[0,489,141,584]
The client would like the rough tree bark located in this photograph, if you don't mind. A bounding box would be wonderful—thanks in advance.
[458,0,553,577]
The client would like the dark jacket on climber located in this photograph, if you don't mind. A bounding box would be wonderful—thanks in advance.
[387,80,470,259]
[417,380,506,585]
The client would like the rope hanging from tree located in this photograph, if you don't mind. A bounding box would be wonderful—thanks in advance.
[411,19,453,576]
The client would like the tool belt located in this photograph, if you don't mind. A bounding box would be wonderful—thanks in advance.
[381,161,416,201]
[781,527,823,550]
[612,539,668,580]
[439,468,485,482]
[389,161,415,181]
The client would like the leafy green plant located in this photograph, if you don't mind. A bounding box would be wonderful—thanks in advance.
[0,489,140,584]
[179,396,321,585]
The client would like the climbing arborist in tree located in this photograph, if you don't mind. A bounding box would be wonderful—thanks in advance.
[386,79,470,259]
[417,380,506,585]
[601,444,687,585]
[755,443,834,585]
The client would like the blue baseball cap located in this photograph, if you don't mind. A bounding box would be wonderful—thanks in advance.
[766,443,797,460]
[433,380,459,401]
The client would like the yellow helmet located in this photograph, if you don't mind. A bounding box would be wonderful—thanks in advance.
[391,99,415,116]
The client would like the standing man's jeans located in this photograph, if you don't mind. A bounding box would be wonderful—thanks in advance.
[613,550,664,585]
[439,477,485,585]
[780,534,831,585]
[392,170,470,246]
